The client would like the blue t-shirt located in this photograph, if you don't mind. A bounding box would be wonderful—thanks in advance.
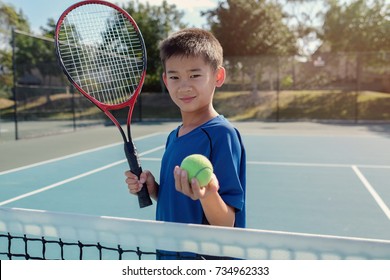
[155,116,246,259]
[156,116,246,229]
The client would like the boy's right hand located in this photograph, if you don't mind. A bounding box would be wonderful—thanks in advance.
[124,170,157,199]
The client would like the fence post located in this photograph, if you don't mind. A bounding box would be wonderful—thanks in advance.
[355,53,361,123]
[12,28,19,140]
[276,56,280,122]
[69,86,76,131]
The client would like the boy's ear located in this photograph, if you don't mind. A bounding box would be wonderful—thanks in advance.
[215,67,226,87]
[162,72,168,87]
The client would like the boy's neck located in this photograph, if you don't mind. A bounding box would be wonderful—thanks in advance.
[179,106,218,136]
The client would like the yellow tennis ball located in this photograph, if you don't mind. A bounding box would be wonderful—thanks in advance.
[180,154,213,187]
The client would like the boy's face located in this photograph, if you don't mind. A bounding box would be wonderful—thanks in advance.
[162,55,225,114]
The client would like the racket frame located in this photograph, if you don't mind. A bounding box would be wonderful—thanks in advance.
[55,0,152,208]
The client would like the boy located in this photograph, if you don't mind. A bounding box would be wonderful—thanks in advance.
[125,28,246,259]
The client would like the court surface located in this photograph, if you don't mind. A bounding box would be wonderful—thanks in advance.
[1,121,389,241]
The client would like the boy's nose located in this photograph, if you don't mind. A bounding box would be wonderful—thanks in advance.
[178,81,192,93]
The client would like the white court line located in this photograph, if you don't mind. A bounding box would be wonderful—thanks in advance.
[352,165,390,220]
[0,132,163,176]
[142,158,162,161]
[0,161,125,206]
[0,145,165,206]
[247,161,390,169]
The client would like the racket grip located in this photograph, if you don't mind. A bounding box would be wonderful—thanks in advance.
[124,141,153,208]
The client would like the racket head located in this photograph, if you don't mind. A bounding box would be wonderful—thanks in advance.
[55,0,147,112]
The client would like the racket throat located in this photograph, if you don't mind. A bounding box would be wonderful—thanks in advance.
[124,141,142,176]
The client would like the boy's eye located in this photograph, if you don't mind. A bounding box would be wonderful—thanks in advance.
[190,74,201,78]
[169,76,179,80]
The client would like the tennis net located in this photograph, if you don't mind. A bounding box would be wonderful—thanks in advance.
[1,207,389,260]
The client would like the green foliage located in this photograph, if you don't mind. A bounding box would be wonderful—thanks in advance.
[0,1,30,32]
[202,0,298,94]
[0,48,12,98]
[14,31,61,83]
[0,1,31,97]
[204,0,297,56]
[40,18,56,38]
[281,75,294,89]
[2,0,389,101]
[122,0,186,91]
[321,0,390,52]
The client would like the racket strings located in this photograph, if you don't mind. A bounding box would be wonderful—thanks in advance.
[57,4,145,105]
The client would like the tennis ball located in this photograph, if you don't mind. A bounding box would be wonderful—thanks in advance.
[180,154,213,187]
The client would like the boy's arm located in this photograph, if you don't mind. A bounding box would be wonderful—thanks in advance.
[174,167,235,227]
[199,184,235,227]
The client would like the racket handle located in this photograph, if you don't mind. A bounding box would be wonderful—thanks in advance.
[124,141,153,208]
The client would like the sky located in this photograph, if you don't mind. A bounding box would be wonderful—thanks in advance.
[3,0,219,34]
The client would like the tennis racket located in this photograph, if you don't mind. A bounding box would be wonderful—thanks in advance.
[55,0,152,208]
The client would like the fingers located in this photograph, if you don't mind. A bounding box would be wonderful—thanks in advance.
[174,166,214,200]
[191,175,219,199]
[189,177,203,199]
[124,170,143,194]
[174,166,193,198]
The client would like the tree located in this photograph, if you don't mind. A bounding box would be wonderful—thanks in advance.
[203,0,297,93]
[39,18,75,86]
[12,26,62,87]
[40,18,56,38]
[122,0,186,91]
[204,0,297,57]
[0,1,29,37]
[278,0,324,56]
[0,1,30,98]
[321,0,390,52]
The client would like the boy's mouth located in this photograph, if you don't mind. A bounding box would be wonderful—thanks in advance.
[179,96,196,103]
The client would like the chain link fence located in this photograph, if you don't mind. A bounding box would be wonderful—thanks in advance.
[1,30,389,140]
[219,52,390,122]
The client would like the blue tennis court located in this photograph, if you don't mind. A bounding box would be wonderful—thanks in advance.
[1,122,390,241]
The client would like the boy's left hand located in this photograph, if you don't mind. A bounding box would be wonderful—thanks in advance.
[174,166,219,200]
